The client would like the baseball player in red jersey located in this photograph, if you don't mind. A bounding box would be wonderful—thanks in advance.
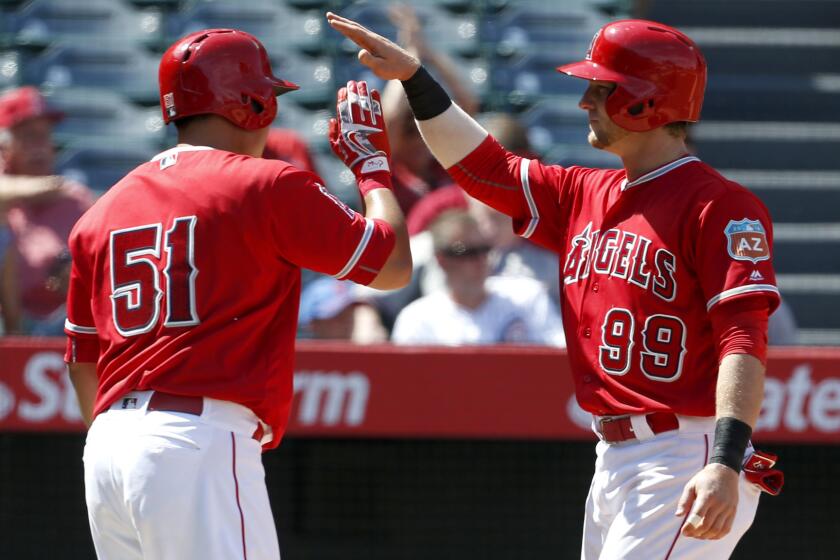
[65,29,411,559]
[329,14,783,559]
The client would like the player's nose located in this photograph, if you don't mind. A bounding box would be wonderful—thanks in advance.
[579,91,595,111]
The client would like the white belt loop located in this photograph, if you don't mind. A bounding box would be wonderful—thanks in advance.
[629,414,656,441]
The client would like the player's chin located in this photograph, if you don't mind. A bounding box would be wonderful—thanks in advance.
[587,130,607,150]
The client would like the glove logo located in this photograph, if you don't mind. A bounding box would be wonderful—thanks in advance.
[361,157,389,174]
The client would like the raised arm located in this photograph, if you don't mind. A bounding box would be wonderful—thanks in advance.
[328,80,412,290]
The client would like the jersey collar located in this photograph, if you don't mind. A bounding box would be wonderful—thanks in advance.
[151,145,214,162]
[620,155,700,191]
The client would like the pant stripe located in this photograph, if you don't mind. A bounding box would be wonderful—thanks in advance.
[231,432,248,559]
[664,434,710,560]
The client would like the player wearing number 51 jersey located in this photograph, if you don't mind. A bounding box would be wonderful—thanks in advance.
[65,29,410,560]
[328,12,783,560]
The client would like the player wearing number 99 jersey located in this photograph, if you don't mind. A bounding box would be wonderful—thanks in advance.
[327,12,783,560]
[64,29,410,560]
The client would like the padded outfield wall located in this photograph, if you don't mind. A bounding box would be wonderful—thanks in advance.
[1,340,837,559]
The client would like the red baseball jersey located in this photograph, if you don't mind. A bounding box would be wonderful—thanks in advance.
[64,146,395,448]
[450,136,780,417]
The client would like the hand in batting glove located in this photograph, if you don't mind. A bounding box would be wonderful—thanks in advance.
[329,80,393,197]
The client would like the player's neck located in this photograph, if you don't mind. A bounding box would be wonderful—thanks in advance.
[176,117,266,158]
[617,134,690,183]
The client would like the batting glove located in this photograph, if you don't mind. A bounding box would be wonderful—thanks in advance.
[329,80,393,197]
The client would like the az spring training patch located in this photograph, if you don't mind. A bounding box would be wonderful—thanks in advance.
[725,219,770,263]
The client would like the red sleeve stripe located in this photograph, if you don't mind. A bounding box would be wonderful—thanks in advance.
[334,218,375,280]
[519,159,539,239]
[65,319,97,335]
[706,284,780,311]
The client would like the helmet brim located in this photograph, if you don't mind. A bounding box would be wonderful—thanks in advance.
[557,59,655,98]
[556,60,631,84]
[272,77,300,96]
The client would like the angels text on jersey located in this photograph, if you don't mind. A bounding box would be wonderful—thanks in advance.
[563,222,676,302]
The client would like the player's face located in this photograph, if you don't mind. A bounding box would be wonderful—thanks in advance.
[2,117,55,176]
[579,81,629,151]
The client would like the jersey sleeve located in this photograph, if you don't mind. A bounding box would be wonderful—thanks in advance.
[447,135,573,253]
[267,170,395,286]
[695,191,781,313]
[64,228,100,363]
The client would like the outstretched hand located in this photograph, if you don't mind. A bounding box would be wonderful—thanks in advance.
[326,12,421,81]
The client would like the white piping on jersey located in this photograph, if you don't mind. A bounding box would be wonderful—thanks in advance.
[621,156,701,191]
[65,319,97,335]
[706,284,780,311]
[519,158,539,239]
[150,145,214,162]
[334,218,375,280]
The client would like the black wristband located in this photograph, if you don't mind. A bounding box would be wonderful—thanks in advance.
[400,66,452,121]
[709,417,752,473]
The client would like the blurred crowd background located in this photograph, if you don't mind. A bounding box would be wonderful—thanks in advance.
[0,0,837,347]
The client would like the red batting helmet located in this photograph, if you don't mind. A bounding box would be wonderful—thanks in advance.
[159,28,299,130]
[557,19,707,132]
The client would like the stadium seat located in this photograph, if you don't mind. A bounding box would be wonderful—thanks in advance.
[22,43,160,103]
[518,99,591,155]
[542,142,621,169]
[48,88,165,151]
[170,0,326,57]
[490,50,589,106]
[694,139,840,171]
[56,144,158,192]
[10,0,161,48]
[272,101,331,152]
[647,0,840,28]
[270,51,336,109]
[0,49,23,89]
[481,7,602,57]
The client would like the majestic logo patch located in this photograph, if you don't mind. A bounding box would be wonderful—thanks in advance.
[725,219,770,263]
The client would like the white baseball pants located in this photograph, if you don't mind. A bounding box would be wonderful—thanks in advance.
[582,415,761,560]
[82,391,281,560]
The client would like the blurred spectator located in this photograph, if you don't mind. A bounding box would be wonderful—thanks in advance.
[380,4,480,214]
[0,86,94,334]
[0,222,20,333]
[398,113,560,318]
[768,298,799,345]
[1,176,67,334]
[262,127,319,175]
[392,210,564,346]
[299,276,387,343]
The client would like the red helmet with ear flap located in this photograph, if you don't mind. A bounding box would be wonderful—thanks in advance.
[159,28,299,130]
[557,19,707,132]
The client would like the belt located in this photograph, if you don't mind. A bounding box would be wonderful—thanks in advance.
[596,412,680,443]
[147,391,203,415]
[145,391,264,442]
